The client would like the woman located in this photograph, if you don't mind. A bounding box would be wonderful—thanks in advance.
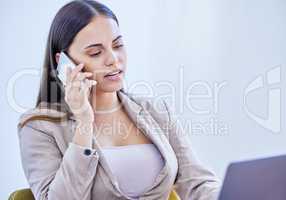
[17,0,221,199]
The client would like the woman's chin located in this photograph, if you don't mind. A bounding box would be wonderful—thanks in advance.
[97,83,124,93]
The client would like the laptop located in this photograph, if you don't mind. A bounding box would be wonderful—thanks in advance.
[218,154,286,200]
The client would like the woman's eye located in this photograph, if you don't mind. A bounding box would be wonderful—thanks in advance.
[90,52,101,57]
[114,44,124,49]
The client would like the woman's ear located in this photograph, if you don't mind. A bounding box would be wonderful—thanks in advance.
[55,53,61,64]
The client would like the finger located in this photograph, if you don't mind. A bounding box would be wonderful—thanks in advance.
[70,63,85,81]
[66,66,72,83]
[71,80,82,89]
[91,80,97,86]
[87,80,97,88]
[83,79,97,93]
[72,79,94,91]
[74,72,93,81]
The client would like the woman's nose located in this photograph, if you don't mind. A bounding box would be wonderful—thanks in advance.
[105,50,118,67]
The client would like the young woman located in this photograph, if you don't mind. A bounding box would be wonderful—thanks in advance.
[17,1,221,199]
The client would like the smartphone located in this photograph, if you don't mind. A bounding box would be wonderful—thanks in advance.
[57,52,76,86]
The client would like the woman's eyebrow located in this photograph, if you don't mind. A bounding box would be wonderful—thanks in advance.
[84,35,122,49]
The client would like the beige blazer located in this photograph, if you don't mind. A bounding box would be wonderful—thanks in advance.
[17,89,221,200]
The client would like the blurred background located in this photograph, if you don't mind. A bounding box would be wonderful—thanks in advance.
[1,0,285,198]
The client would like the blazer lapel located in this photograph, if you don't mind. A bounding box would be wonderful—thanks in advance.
[118,91,171,190]
[117,90,169,163]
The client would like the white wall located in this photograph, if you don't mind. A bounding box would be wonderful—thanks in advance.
[1,0,285,198]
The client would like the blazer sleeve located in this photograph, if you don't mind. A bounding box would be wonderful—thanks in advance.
[17,120,99,200]
[163,100,221,200]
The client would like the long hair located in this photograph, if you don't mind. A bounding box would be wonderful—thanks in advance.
[21,0,121,128]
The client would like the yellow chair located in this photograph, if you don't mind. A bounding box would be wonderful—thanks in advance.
[8,189,35,200]
[9,188,180,200]
[169,189,181,200]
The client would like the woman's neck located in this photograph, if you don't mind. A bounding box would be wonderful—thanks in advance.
[91,90,122,114]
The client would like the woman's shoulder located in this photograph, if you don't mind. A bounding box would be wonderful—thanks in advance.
[17,105,70,135]
[17,107,73,157]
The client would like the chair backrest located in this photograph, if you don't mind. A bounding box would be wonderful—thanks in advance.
[9,188,180,200]
[8,189,35,200]
[169,189,181,200]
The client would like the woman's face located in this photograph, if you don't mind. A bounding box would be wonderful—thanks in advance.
[67,15,127,93]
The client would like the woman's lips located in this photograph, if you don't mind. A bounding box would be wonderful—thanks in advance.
[104,70,123,81]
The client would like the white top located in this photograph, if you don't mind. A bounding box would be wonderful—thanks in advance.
[101,143,165,199]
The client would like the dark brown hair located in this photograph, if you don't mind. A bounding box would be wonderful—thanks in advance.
[21,0,120,128]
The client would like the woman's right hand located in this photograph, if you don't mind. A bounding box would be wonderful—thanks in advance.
[64,63,97,123]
